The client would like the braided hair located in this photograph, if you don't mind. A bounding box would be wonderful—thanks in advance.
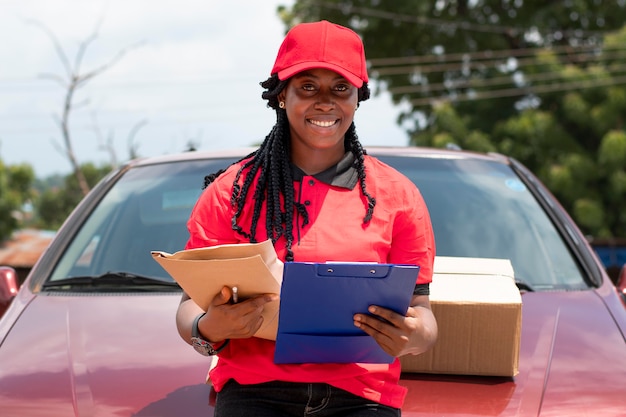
[203,74,375,261]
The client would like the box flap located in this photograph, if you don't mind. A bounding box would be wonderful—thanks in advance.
[431,256,520,304]
[434,256,514,277]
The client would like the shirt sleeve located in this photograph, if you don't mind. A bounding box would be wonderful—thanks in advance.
[185,173,237,250]
[388,180,436,286]
[414,283,430,296]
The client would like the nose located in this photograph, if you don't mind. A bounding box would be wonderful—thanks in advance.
[314,89,334,111]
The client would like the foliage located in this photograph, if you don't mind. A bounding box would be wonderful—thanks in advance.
[34,163,111,230]
[280,0,626,238]
[0,159,35,241]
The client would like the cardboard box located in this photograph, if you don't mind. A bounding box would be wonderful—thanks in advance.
[400,257,522,377]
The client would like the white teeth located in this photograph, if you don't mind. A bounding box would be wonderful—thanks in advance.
[309,119,336,127]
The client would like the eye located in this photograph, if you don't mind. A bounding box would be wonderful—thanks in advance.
[334,84,350,92]
[302,83,316,91]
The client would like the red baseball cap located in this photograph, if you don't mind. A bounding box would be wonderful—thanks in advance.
[271,20,368,88]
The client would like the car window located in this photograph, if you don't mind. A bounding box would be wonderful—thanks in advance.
[49,158,235,282]
[47,153,587,291]
[378,155,588,290]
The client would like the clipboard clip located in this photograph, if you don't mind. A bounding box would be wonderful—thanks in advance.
[317,263,391,278]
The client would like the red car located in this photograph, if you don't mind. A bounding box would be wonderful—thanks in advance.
[1,147,625,416]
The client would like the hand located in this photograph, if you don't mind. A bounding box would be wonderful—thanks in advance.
[353,295,438,357]
[199,286,278,342]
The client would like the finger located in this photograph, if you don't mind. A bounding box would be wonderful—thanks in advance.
[210,286,232,307]
[227,294,279,336]
[236,312,266,336]
[243,293,280,310]
[232,294,278,324]
[354,317,398,356]
[355,313,389,334]
[367,305,403,327]
[354,313,408,345]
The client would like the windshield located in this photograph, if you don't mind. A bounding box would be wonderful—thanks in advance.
[49,158,235,283]
[47,153,587,290]
[377,155,587,290]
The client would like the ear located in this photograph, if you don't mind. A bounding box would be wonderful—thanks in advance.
[278,91,286,103]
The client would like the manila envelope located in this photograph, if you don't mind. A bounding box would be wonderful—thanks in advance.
[151,239,283,340]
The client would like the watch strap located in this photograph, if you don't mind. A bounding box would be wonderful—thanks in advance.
[191,313,229,356]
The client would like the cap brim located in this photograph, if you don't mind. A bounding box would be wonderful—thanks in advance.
[277,61,364,88]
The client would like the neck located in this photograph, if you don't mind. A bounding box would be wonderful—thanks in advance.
[290,144,345,175]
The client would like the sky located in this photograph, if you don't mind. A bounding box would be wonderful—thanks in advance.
[0,0,411,178]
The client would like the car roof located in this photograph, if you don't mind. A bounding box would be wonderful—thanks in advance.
[126,146,511,169]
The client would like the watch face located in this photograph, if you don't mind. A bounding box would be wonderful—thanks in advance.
[191,336,214,356]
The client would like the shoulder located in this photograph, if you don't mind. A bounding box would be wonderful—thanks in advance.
[186,159,253,246]
[363,154,416,189]
[363,154,427,211]
[192,159,247,209]
[205,157,254,191]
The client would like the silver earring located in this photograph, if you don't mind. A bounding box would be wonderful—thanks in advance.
[279,101,285,109]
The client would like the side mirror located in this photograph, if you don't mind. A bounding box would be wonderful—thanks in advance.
[0,266,19,318]
[616,265,626,306]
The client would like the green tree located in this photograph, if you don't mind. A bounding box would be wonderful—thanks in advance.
[0,158,35,241]
[280,0,626,238]
[34,163,111,230]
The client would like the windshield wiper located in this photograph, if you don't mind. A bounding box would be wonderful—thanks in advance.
[42,271,180,291]
[515,277,535,292]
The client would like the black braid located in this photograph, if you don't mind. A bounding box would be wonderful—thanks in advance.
[345,123,376,223]
[203,74,374,261]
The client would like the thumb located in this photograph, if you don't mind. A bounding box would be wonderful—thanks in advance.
[211,286,232,306]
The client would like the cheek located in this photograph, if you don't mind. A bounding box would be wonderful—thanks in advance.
[284,105,306,125]
[341,102,358,120]
[344,93,359,114]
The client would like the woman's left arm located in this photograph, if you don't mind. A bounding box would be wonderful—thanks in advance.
[401,294,438,355]
[356,164,438,357]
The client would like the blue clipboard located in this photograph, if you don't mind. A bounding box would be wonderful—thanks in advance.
[274,262,419,364]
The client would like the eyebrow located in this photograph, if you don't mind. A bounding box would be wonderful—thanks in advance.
[292,70,348,82]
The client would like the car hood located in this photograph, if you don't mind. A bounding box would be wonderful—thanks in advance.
[0,292,213,417]
[1,289,624,417]
[401,290,626,416]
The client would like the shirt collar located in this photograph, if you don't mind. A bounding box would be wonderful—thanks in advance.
[291,152,359,190]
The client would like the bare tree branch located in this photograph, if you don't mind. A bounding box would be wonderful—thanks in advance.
[127,119,148,160]
[90,111,118,169]
[79,40,146,87]
[49,137,65,156]
[23,19,72,79]
[26,17,143,196]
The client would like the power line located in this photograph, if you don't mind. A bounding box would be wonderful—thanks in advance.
[369,43,626,67]
[0,73,265,90]
[408,74,626,106]
[0,111,274,136]
[367,38,626,103]
[317,1,611,37]
[373,48,626,76]
[389,63,626,95]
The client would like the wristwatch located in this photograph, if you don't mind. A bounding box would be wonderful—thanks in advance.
[190,313,229,356]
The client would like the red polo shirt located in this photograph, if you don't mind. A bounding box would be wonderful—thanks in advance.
[186,153,435,408]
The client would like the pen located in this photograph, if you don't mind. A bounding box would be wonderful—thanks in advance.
[232,286,238,304]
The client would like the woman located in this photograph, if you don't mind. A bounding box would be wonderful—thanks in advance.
[176,20,437,416]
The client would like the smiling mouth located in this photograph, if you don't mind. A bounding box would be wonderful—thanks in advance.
[308,119,338,128]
